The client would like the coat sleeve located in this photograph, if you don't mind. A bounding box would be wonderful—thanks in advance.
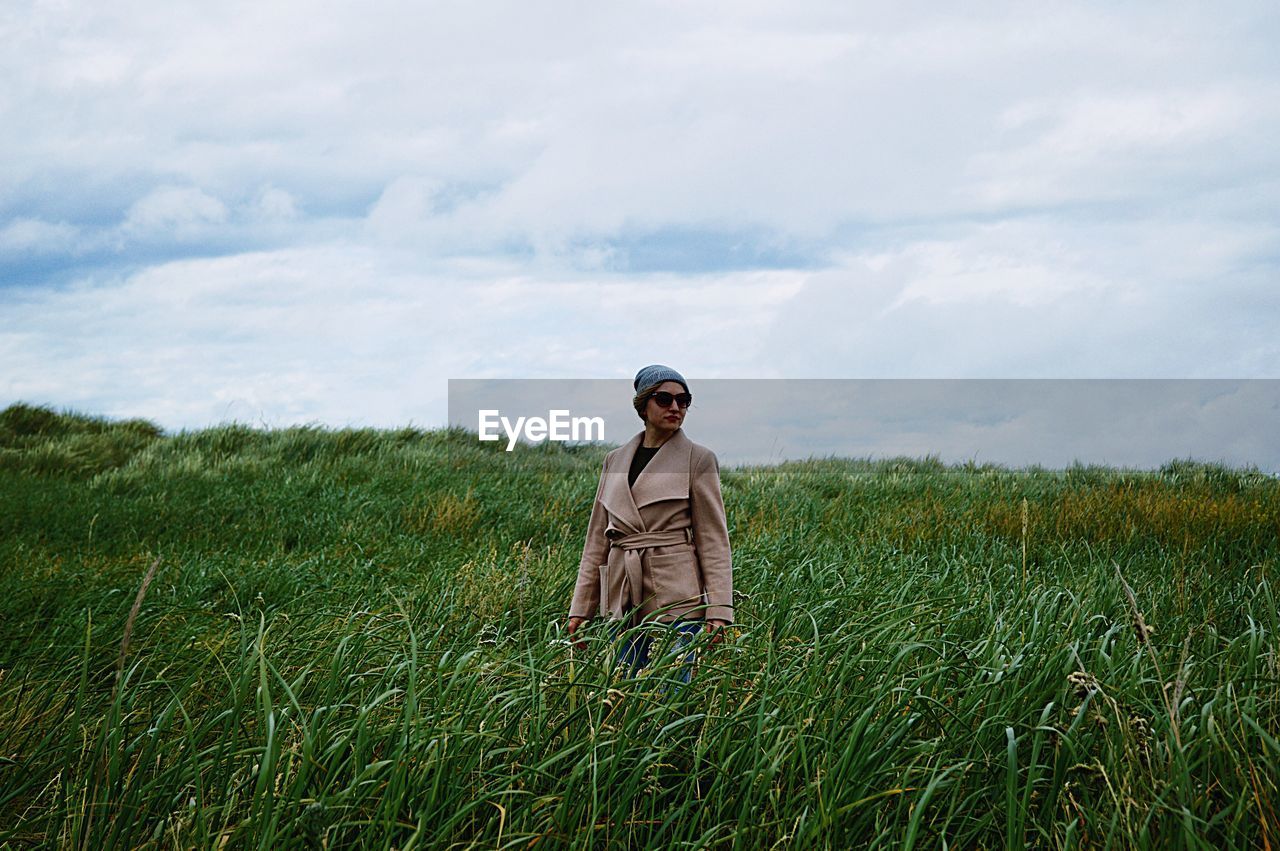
[690,447,734,623]
[568,456,610,619]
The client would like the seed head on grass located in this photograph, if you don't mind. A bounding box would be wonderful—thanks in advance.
[115,555,161,684]
[1113,560,1182,752]
[1067,671,1100,699]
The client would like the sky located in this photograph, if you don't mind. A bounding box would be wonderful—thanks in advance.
[2,2,1278,450]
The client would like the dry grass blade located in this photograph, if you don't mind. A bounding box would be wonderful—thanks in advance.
[116,555,162,683]
[1021,497,1029,585]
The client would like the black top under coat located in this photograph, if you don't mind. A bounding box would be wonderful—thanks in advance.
[628,445,660,488]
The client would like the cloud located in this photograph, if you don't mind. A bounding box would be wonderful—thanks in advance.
[0,218,79,254]
[1,0,1278,440]
[966,88,1260,208]
[365,176,442,243]
[123,186,229,236]
[0,245,801,427]
[757,215,1280,378]
[6,3,1277,242]
[250,187,299,222]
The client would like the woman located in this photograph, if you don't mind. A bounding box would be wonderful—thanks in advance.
[566,365,733,682]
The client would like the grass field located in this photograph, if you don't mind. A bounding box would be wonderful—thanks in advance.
[1,402,1278,849]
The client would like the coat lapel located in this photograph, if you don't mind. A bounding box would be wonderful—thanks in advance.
[630,429,692,510]
[600,432,645,532]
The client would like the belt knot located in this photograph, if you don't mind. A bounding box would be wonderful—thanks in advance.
[607,528,693,625]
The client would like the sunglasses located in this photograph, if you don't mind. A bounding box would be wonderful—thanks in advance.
[648,391,693,409]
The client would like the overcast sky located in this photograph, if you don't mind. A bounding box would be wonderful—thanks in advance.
[3,2,1278,450]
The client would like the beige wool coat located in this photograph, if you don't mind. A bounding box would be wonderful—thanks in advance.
[569,429,734,624]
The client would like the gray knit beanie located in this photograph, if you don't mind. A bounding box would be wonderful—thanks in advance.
[633,364,689,394]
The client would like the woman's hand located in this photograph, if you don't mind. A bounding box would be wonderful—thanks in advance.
[705,619,729,647]
[567,616,587,650]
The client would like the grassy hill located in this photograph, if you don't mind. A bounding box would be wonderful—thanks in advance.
[1,403,1277,849]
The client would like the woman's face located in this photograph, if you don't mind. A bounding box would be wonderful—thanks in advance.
[644,380,688,436]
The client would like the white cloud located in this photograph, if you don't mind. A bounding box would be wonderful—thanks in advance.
[884,225,1109,308]
[1,0,1278,437]
[365,176,442,243]
[123,186,228,235]
[0,217,79,253]
[249,186,298,222]
[967,88,1261,208]
[0,245,801,427]
[5,2,1276,238]
[757,215,1280,378]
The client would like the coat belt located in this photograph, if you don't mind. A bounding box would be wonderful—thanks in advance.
[607,528,693,621]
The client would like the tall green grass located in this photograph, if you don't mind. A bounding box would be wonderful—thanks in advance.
[1,403,1277,848]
